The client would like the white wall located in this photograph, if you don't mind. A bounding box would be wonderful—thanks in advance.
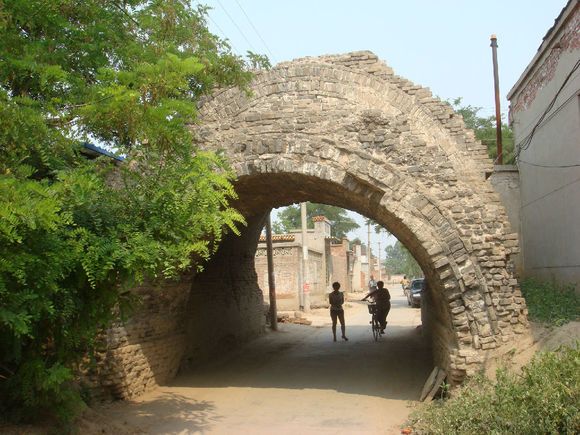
[509,7,580,288]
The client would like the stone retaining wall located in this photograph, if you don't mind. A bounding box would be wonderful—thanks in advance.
[90,51,530,399]
[196,51,530,383]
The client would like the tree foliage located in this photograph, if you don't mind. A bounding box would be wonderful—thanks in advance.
[384,241,422,278]
[273,203,359,239]
[364,218,390,237]
[0,0,257,422]
[451,97,514,163]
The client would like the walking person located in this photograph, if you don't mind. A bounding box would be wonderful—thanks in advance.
[400,274,410,296]
[361,280,391,334]
[329,282,348,342]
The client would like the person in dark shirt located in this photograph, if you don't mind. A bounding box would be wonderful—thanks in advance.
[329,281,348,342]
[361,280,391,333]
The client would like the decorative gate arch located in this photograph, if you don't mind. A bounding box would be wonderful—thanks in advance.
[192,51,528,384]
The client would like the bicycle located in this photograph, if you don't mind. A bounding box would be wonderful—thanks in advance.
[367,303,381,341]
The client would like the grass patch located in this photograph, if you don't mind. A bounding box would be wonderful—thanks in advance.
[521,278,579,326]
[407,345,580,434]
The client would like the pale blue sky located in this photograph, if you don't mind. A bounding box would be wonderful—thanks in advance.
[200,0,567,252]
[203,0,565,115]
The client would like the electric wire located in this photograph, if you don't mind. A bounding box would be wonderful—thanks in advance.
[520,176,580,209]
[233,0,277,63]
[514,58,580,162]
[207,13,241,54]
[513,67,580,137]
[518,159,580,168]
[216,0,258,54]
[515,90,580,167]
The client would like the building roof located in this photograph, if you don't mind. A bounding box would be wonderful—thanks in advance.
[258,234,295,242]
[507,0,578,100]
[81,142,125,162]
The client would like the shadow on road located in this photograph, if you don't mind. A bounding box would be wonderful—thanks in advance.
[97,294,434,434]
[112,393,220,434]
[170,299,433,402]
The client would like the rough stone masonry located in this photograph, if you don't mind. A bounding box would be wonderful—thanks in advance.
[90,51,529,399]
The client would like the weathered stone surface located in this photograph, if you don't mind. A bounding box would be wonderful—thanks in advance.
[91,52,527,397]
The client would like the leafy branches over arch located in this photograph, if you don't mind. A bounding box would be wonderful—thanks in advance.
[0,0,264,421]
[383,241,422,278]
[450,97,514,164]
[273,203,359,239]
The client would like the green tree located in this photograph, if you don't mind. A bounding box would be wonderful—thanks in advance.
[246,50,272,70]
[364,218,390,236]
[384,241,422,278]
[274,203,359,239]
[0,0,259,422]
[350,237,365,249]
[451,97,514,163]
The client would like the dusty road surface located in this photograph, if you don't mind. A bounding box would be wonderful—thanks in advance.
[95,286,433,435]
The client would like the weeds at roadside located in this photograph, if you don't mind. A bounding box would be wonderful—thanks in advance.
[521,278,579,326]
[406,345,580,434]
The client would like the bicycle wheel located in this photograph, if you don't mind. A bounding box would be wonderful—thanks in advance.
[372,316,380,341]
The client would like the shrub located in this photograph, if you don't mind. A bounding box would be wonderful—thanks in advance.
[521,278,579,326]
[0,0,260,423]
[407,345,580,434]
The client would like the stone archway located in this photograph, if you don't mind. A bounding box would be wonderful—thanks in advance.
[189,51,528,384]
[91,52,528,399]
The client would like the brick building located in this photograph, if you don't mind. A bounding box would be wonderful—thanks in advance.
[255,216,367,310]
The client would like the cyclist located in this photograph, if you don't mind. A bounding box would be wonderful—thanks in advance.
[361,280,391,334]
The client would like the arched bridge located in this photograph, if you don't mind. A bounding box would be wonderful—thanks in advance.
[91,52,528,400]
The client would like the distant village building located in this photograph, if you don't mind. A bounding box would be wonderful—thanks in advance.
[507,0,579,288]
[255,216,375,310]
[329,237,354,293]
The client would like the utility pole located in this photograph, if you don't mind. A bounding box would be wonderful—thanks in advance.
[265,213,277,331]
[367,220,372,282]
[490,34,503,165]
[300,202,309,312]
[378,234,382,281]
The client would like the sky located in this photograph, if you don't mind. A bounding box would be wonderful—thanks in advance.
[199,0,567,254]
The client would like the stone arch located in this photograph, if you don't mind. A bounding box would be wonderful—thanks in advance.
[190,51,528,384]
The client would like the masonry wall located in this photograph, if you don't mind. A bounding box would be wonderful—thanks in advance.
[488,166,522,276]
[256,244,300,311]
[330,240,351,293]
[351,244,364,292]
[182,215,266,369]
[83,276,193,401]
[508,3,580,289]
[85,216,268,400]
[255,244,325,310]
[197,51,529,384]
[89,50,532,401]
[305,251,325,305]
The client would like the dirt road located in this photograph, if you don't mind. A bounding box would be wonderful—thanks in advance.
[95,286,433,434]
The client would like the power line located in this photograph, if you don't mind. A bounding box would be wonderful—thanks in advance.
[206,13,241,54]
[513,68,580,137]
[515,58,580,161]
[520,176,580,209]
[233,0,276,63]
[518,159,580,168]
[216,0,258,54]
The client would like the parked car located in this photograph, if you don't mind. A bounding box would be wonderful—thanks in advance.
[407,278,425,308]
